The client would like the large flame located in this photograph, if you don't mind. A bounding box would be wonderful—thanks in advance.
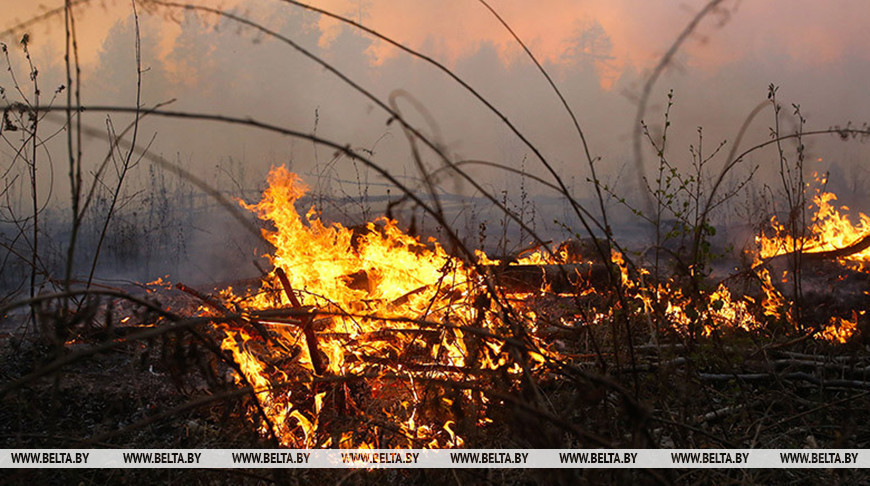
[754,176,869,342]
[214,167,553,448]
[206,167,865,448]
[758,180,870,270]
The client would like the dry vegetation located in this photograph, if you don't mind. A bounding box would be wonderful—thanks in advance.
[1,1,870,485]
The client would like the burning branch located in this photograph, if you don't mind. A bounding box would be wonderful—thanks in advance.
[274,267,327,376]
[762,232,870,266]
[174,282,293,354]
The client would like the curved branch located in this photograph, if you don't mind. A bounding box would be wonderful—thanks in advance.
[632,0,727,214]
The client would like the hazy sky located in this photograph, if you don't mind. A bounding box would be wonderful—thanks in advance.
[2,0,869,214]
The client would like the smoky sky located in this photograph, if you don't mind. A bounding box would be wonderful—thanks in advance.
[2,0,870,230]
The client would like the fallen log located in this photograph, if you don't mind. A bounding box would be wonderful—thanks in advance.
[757,232,870,268]
[339,262,611,300]
[488,262,611,293]
[697,371,870,390]
[803,232,870,261]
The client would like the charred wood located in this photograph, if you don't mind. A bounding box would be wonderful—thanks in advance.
[274,268,327,376]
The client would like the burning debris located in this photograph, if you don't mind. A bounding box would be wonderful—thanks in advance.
[2,2,870,484]
[758,178,870,271]
[3,161,870,486]
[191,167,561,448]
[160,167,869,449]
[754,175,870,342]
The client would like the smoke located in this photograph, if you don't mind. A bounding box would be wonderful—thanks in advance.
[1,0,868,287]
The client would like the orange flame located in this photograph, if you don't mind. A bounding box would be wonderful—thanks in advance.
[754,175,868,342]
[212,167,553,448]
[205,167,865,447]
[820,312,860,344]
[758,179,870,270]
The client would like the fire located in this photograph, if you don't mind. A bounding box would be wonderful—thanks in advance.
[753,176,869,343]
[210,167,553,448]
[200,167,866,447]
[758,181,870,270]
[820,312,860,344]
